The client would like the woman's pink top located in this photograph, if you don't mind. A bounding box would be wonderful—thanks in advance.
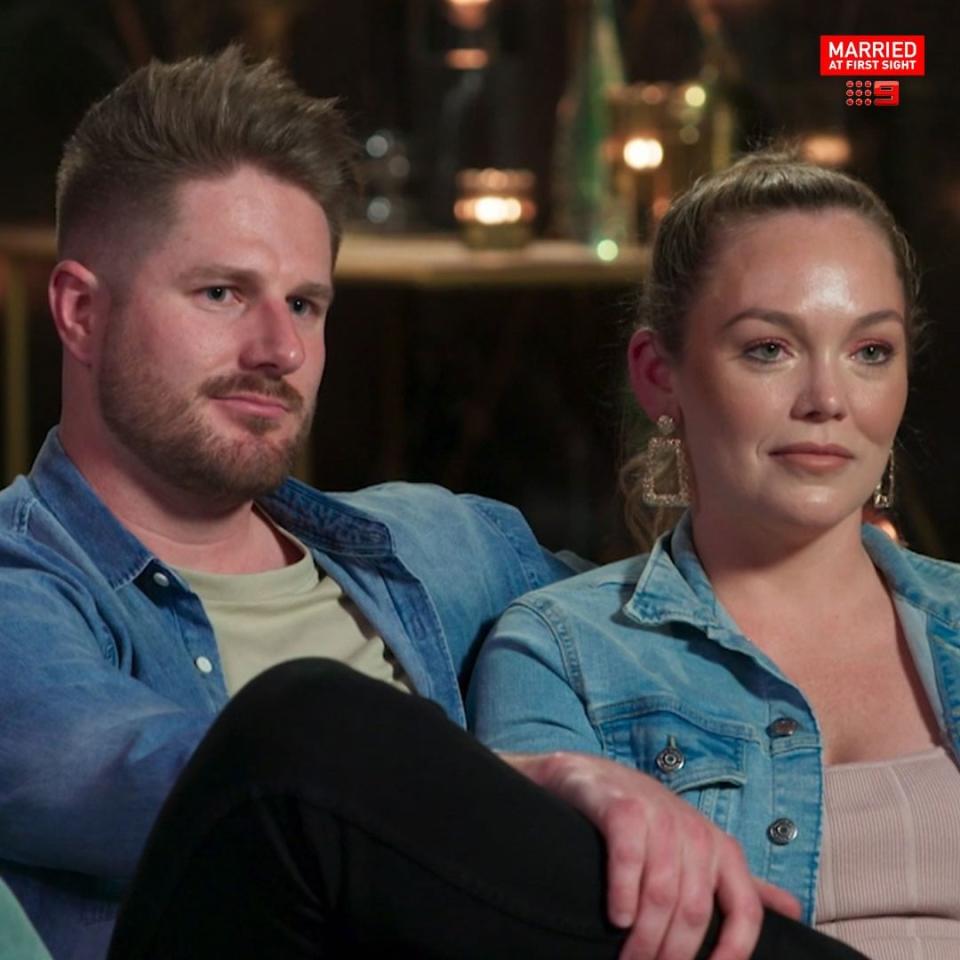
[815,746,960,958]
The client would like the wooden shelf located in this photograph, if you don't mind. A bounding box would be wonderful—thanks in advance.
[336,232,648,289]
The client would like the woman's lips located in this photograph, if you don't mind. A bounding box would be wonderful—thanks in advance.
[770,443,854,472]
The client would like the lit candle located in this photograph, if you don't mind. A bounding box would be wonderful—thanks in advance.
[454,168,537,249]
[445,0,491,31]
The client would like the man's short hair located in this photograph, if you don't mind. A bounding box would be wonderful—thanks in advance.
[56,45,359,262]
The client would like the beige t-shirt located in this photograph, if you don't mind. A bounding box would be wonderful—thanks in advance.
[177,535,413,697]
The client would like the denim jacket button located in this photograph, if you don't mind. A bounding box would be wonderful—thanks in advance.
[152,571,170,588]
[768,717,799,738]
[194,656,213,674]
[767,818,798,845]
[655,745,685,774]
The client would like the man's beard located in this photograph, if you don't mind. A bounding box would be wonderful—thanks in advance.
[98,322,313,502]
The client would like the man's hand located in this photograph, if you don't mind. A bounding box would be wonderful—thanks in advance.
[501,751,801,960]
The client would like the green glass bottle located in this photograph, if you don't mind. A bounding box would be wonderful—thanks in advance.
[553,0,626,254]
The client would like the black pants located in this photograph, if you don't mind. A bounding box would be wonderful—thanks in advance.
[108,659,865,959]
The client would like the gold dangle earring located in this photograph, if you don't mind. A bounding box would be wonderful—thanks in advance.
[641,415,690,508]
[873,451,895,510]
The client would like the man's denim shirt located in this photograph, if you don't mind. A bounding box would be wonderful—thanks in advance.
[471,512,960,924]
[0,430,573,960]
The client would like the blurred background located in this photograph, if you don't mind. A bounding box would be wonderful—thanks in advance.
[1,0,957,561]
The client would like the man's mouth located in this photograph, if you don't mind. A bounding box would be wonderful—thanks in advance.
[214,394,291,417]
[202,373,304,416]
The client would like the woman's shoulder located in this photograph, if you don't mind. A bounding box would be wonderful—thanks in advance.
[561,553,653,588]
[514,553,651,610]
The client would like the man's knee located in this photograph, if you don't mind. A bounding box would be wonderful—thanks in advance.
[214,658,374,752]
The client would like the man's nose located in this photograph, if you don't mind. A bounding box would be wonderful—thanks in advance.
[791,357,846,422]
[239,300,305,375]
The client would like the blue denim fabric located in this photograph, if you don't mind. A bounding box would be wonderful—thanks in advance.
[469,512,960,925]
[0,429,574,960]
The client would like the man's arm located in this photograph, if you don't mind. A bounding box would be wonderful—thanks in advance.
[0,564,213,880]
[468,602,799,960]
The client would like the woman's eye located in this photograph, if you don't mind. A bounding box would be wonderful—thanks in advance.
[854,343,893,364]
[744,341,786,362]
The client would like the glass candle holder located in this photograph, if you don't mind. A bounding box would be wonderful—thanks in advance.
[453,168,537,249]
[606,81,724,241]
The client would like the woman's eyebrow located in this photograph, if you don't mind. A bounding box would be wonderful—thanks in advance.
[850,309,906,330]
[721,308,796,331]
[721,307,905,331]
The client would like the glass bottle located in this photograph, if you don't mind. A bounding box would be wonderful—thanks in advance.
[552,0,626,252]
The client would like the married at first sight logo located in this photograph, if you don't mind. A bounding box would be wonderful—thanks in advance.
[819,35,925,108]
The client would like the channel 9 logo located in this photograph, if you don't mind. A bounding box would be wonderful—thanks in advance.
[844,79,900,108]
[820,35,923,111]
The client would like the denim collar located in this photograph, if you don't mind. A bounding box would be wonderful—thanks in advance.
[625,513,743,644]
[28,428,400,590]
[29,431,155,590]
[625,510,960,637]
[861,522,960,630]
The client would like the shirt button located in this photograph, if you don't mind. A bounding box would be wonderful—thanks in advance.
[768,717,799,738]
[152,571,170,588]
[655,745,685,774]
[194,656,213,674]
[768,818,798,845]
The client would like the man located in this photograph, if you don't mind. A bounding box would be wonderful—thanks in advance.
[0,47,829,960]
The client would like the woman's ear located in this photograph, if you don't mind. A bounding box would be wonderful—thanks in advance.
[627,328,677,421]
[48,260,104,367]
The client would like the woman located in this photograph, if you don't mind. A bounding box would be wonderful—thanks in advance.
[470,150,960,960]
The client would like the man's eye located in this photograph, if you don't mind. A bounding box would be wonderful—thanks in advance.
[288,297,314,316]
[204,286,231,303]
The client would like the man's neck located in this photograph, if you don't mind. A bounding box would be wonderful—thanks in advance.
[122,504,300,574]
[60,426,298,574]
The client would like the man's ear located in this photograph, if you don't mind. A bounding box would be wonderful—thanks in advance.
[627,328,677,421]
[48,260,105,366]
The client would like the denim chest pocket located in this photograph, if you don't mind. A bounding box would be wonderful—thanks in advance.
[595,699,754,830]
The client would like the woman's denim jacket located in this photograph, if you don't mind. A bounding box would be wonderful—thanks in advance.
[0,430,574,960]
[470,513,960,924]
